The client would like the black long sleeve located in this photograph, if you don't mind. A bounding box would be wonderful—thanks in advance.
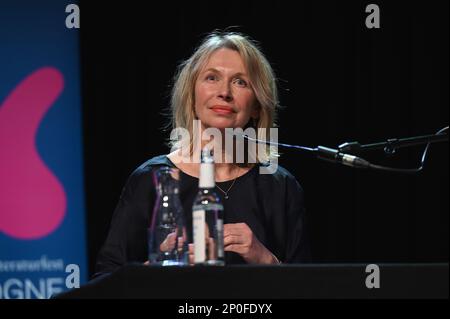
[94,155,310,277]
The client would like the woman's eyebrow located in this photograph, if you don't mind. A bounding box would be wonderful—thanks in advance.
[203,68,220,73]
[233,71,249,78]
[202,68,248,77]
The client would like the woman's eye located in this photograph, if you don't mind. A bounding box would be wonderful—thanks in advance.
[206,74,217,81]
[233,78,248,87]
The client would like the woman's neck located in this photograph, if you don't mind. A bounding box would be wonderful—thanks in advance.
[168,146,253,182]
[193,139,245,181]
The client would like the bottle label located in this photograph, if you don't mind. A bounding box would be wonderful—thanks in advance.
[193,209,206,263]
[199,163,215,188]
[216,219,224,258]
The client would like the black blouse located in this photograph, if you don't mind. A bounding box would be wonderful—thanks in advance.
[95,155,310,276]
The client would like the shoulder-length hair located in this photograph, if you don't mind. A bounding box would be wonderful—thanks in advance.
[168,31,280,162]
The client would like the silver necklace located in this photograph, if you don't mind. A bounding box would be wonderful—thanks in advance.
[215,168,239,200]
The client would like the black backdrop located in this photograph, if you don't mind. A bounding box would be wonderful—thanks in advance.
[79,0,449,278]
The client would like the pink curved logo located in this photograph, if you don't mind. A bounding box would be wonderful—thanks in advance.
[0,67,67,240]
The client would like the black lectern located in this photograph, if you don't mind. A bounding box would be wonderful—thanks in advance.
[57,263,448,299]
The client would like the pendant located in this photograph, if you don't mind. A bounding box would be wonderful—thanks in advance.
[224,195,229,200]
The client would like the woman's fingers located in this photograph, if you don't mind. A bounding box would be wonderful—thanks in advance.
[224,223,249,237]
[188,243,194,265]
[184,223,259,263]
[223,234,242,247]
[224,244,245,254]
[208,237,216,260]
[159,231,176,252]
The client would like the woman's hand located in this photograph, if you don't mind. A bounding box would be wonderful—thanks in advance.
[150,224,280,265]
[223,223,280,264]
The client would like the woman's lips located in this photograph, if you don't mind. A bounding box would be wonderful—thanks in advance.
[211,106,234,115]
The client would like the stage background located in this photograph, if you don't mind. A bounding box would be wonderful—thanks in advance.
[80,0,448,277]
[1,0,446,288]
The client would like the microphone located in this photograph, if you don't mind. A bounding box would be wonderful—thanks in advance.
[230,130,370,169]
[315,146,370,169]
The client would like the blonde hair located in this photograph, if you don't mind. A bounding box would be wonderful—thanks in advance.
[168,31,280,162]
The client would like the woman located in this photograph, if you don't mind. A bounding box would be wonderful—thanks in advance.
[95,31,310,276]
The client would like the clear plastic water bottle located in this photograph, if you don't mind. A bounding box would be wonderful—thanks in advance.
[148,167,188,266]
[192,148,225,265]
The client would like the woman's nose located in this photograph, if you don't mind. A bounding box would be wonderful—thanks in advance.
[217,82,233,102]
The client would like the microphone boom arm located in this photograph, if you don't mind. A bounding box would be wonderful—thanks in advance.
[238,126,448,174]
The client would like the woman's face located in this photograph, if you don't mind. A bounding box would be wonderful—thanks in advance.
[194,48,259,131]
